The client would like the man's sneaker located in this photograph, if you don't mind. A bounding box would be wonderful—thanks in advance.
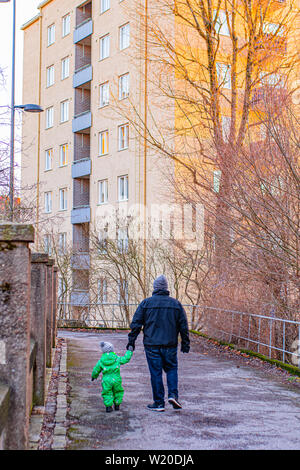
[114,404,120,411]
[168,397,182,409]
[106,406,113,413]
[147,403,165,412]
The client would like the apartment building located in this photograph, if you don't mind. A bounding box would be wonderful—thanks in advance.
[21,0,173,311]
[21,0,298,318]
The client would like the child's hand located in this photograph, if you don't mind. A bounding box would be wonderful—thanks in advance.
[91,377,95,381]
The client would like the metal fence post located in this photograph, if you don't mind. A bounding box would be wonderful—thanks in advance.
[269,318,273,358]
[282,321,286,363]
[257,317,261,353]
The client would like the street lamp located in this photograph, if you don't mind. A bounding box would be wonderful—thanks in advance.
[15,104,44,113]
[0,0,43,220]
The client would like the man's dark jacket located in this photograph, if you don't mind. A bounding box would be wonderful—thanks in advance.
[127,289,190,352]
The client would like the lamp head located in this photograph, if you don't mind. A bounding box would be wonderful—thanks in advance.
[15,104,43,113]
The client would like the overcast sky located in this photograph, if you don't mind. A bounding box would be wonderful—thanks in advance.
[0,0,40,143]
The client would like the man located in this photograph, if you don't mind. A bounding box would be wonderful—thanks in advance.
[127,275,190,412]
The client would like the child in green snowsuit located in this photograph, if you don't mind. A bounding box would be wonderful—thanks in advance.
[91,341,133,413]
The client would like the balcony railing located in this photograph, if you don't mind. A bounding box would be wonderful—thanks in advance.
[72,158,91,179]
[73,64,92,88]
[70,290,90,307]
[73,18,93,44]
[71,253,90,270]
[72,111,92,133]
[251,85,288,110]
[71,206,91,224]
[254,34,287,54]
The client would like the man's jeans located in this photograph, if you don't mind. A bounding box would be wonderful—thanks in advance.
[144,346,178,406]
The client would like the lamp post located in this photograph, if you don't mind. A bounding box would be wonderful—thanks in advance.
[0,0,43,220]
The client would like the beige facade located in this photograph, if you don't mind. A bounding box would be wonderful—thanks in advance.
[21,0,174,308]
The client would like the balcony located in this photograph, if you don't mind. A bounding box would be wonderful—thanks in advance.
[254,34,287,55]
[73,18,93,44]
[251,85,288,111]
[74,87,90,116]
[71,253,90,270]
[72,158,91,179]
[71,206,91,224]
[73,65,92,88]
[70,290,90,306]
[72,111,92,133]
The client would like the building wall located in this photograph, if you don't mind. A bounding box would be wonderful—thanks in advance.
[21,0,175,305]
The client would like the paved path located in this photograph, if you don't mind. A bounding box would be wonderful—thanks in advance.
[59,330,300,450]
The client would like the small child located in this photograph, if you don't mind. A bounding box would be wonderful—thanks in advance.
[91,341,133,413]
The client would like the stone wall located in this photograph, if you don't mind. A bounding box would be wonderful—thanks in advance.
[0,223,58,450]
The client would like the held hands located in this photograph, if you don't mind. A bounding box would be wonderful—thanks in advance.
[126,343,135,351]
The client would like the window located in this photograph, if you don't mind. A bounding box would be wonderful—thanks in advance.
[118,175,128,201]
[58,232,67,254]
[119,73,129,100]
[118,279,128,304]
[214,10,230,36]
[260,71,283,87]
[44,191,52,213]
[59,188,68,210]
[60,143,68,166]
[213,170,221,193]
[44,234,52,256]
[216,62,231,89]
[119,23,130,50]
[99,82,109,107]
[61,57,70,80]
[46,107,54,129]
[58,277,67,301]
[98,179,108,204]
[260,123,267,140]
[98,228,108,254]
[60,100,69,123]
[47,24,55,46]
[62,14,70,37]
[263,22,285,37]
[117,228,128,252]
[222,116,231,142]
[45,149,53,171]
[118,123,129,150]
[97,279,108,303]
[100,0,110,14]
[99,130,109,156]
[46,65,55,87]
[100,34,110,60]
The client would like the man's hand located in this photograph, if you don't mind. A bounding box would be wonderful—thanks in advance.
[181,344,190,353]
[126,343,135,351]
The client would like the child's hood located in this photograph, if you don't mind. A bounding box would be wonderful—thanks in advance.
[101,351,118,366]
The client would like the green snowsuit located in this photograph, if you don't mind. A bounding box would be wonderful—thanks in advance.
[92,350,133,407]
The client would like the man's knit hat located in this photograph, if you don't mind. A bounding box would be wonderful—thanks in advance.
[100,341,114,353]
[153,275,168,291]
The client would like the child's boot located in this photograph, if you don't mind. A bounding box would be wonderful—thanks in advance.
[106,406,113,413]
[114,404,120,411]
